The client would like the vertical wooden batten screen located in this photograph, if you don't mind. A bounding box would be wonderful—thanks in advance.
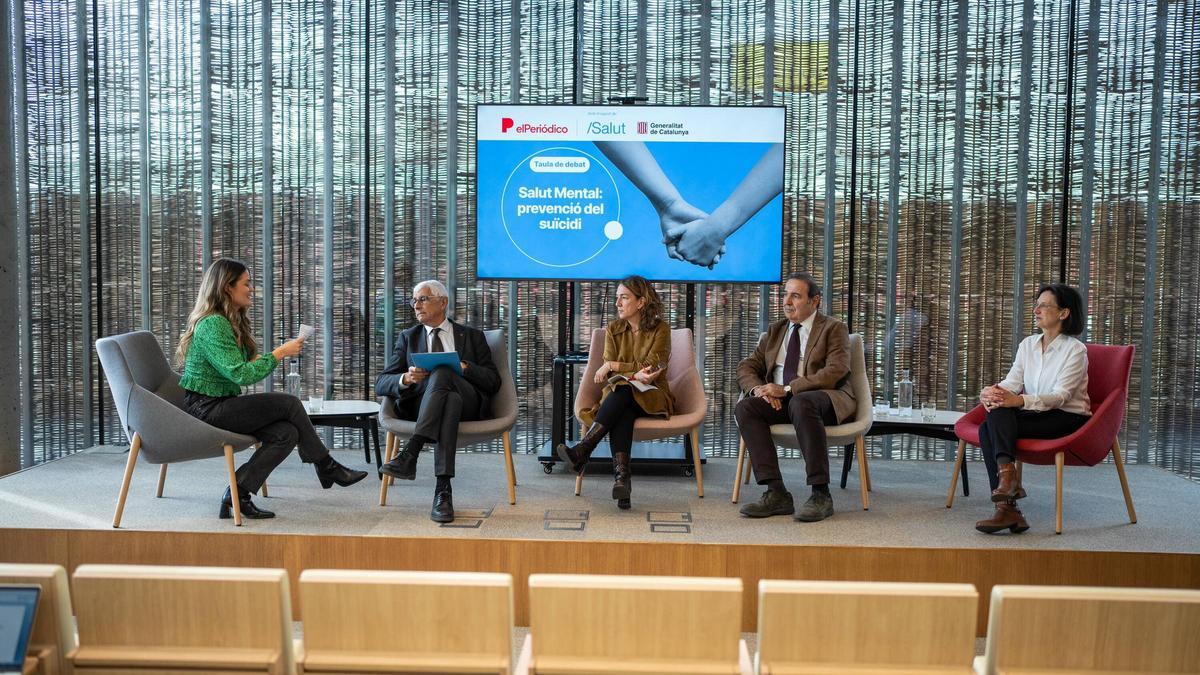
[5,0,1198,483]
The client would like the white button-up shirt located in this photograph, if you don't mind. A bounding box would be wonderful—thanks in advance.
[998,333,1091,415]
[422,318,456,354]
[399,319,456,389]
[771,313,816,386]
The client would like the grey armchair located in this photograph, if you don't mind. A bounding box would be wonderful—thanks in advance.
[96,331,259,526]
[731,333,875,510]
[377,329,519,506]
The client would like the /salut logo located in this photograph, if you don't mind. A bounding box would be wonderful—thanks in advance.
[501,118,569,134]
[586,121,626,135]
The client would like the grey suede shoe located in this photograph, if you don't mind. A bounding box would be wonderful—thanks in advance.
[739,489,795,518]
[795,492,834,522]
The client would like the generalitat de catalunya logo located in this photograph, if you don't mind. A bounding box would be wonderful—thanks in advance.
[501,117,569,134]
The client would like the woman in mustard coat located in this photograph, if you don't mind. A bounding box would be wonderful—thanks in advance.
[557,275,675,509]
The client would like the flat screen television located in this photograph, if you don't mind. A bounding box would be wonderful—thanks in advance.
[475,104,785,283]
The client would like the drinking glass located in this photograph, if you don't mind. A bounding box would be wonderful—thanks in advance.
[921,403,936,421]
[308,395,325,413]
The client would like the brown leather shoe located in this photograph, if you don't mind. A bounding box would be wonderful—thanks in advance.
[975,500,1030,534]
[991,462,1024,502]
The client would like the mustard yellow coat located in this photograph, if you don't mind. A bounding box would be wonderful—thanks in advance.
[579,319,676,429]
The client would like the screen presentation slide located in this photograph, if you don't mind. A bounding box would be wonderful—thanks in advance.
[476,105,785,283]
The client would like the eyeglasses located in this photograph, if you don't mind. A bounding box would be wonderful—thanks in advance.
[1034,302,1060,311]
[410,295,442,306]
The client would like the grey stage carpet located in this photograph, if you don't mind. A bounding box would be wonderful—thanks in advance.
[0,445,1195,553]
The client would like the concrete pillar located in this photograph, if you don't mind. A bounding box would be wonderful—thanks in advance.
[0,0,21,475]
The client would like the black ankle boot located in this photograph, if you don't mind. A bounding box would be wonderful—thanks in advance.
[612,451,631,509]
[314,455,369,489]
[219,485,275,520]
[555,423,609,474]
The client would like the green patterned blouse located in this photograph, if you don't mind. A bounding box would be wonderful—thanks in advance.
[179,314,277,397]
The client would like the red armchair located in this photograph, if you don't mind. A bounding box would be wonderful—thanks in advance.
[945,343,1137,534]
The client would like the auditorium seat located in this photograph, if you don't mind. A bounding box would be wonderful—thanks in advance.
[68,564,295,674]
[980,585,1200,674]
[515,573,750,674]
[947,343,1136,534]
[756,580,977,674]
[378,328,519,506]
[0,563,76,675]
[296,569,514,674]
[732,333,874,510]
[572,327,708,497]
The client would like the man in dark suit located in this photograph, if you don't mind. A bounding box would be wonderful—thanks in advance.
[735,273,855,522]
[374,279,501,522]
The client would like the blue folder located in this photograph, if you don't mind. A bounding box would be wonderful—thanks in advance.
[411,351,463,375]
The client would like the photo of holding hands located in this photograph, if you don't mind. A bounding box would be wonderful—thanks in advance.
[595,141,784,270]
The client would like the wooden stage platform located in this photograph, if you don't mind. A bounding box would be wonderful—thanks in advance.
[2,447,1198,634]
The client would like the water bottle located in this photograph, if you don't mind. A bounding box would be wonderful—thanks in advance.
[285,360,303,399]
[898,369,913,417]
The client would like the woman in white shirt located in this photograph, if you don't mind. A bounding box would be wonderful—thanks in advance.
[975,284,1091,534]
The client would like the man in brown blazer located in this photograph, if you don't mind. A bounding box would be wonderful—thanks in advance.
[735,273,854,522]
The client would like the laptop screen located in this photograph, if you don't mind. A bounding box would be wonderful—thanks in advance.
[0,585,40,670]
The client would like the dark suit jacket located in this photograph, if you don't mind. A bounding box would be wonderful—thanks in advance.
[736,313,856,423]
[374,320,501,419]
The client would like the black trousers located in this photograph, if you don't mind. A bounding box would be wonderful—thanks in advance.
[184,391,329,494]
[395,368,482,478]
[593,385,647,459]
[978,407,1090,490]
[735,391,838,486]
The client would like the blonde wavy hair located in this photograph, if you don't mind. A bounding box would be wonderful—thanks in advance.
[175,258,258,368]
[618,275,664,332]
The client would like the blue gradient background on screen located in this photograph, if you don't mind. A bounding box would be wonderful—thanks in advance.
[476,140,783,282]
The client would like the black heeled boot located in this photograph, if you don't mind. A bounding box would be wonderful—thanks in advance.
[612,451,631,510]
[314,455,369,489]
[556,423,609,474]
[219,485,275,520]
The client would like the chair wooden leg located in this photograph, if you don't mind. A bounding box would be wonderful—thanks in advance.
[862,445,872,493]
[946,440,966,508]
[1112,438,1137,524]
[855,435,870,511]
[690,427,704,498]
[112,433,142,528]
[223,444,243,527]
[379,432,396,507]
[1055,451,1064,534]
[743,448,752,484]
[253,443,267,497]
[155,463,167,498]
[732,438,746,504]
[574,471,584,497]
[503,431,517,505]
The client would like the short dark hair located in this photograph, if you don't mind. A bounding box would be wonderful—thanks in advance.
[786,272,821,299]
[1037,283,1085,335]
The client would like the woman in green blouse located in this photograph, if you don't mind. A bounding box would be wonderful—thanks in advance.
[177,258,367,520]
[556,275,675,509]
